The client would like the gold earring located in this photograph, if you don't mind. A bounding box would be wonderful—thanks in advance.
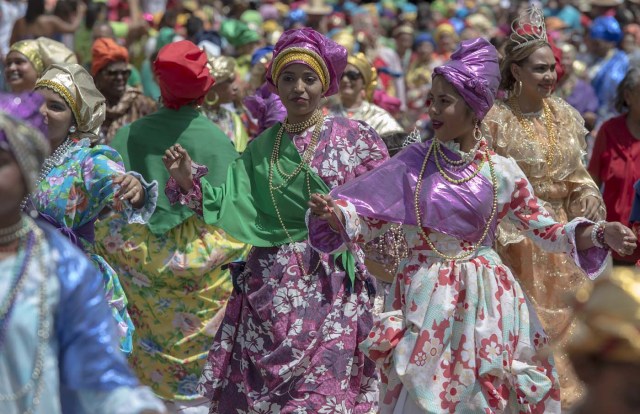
[205,92,219,106]
[473,122,482,142]
[513,80,523,97]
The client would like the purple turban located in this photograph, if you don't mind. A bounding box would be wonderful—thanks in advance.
[432,37,500,120]
[267,27,347,97]
[0,92,50,192]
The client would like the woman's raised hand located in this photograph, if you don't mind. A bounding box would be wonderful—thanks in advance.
[604,222,638,256]
[309,193,344,231]
[114,174,146,209]
[162,144,194,192]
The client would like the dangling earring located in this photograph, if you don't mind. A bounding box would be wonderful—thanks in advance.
[205,92,219,107]
[513,80,523,97]
[473,122,483,142]
[69,125,77,135]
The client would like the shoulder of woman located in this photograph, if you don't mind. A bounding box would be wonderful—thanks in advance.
[81,142,124,164]
[548,96,587,134]
[483,100,512,123]
[489,151,523,174]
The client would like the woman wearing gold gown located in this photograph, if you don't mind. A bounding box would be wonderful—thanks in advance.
[483,8,605,409]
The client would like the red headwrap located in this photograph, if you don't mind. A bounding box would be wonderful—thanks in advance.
[91,38,129,76]
[153,40,215,110]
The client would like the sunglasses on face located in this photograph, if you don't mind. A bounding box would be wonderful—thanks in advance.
[342,71,362,81]
[106,69,132,78]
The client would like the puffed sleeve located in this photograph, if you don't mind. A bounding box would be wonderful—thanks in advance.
[83,144,158,224]
[53,231,164,413]
[496,156,609,279]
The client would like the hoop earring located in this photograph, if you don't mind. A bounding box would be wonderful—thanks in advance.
[513,80,523,97]
[205,92,219,106]
[473,123,483,142]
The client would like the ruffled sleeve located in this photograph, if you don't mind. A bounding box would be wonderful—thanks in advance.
[496,156,608,279]
[82,142,158,224]
[308,198,393,254]
[165,162,209,216]
[117,171,158,224]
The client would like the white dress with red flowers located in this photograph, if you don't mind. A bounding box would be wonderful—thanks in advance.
[309,152,607,413]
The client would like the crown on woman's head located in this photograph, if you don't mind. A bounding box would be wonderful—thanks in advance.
[510,7,548,51]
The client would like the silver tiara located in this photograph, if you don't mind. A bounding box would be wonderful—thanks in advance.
[510,7,547,51]
[402,127,422,148]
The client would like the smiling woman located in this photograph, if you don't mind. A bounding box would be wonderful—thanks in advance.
[5,37,77,93]
[307,37,635,414]
[28,62,158,355]
[90,37,156,145]
[483,7,606,409]
[163,27,389,413]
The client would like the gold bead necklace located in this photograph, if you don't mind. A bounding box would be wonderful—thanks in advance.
[508,96,558,171]
[268,112,325,275]
[272,110,323,186]
[413,142,498,261]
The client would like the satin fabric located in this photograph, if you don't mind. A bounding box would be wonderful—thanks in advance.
[331,139,497,246]
[266,28,347,97]
[45,224,138,408]
[36,64,106,142]
[432,38,500,120]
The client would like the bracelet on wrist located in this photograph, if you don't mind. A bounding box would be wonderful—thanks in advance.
[591,220,608,249]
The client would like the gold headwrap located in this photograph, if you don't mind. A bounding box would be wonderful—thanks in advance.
[271,47,329,92]
[434,23,458,44]
[10,37,77,76]
[0,113,49,193]
[333,30,356,55]
[207,56,237,84]
[347,53,378,101]
[566,267,640,363]
[35,63,106,142]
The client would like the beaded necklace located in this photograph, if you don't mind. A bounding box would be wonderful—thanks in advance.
[0,226,33,349]
[0,220,48,414]
[432,140,486,184]
[269,110,324,275]
[435,139,482,169]
[508,96,558,171]
[413,141,498,261]
[0,218,30,246]
[19,138,74,211]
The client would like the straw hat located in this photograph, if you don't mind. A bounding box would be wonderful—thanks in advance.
[301,0,332,16]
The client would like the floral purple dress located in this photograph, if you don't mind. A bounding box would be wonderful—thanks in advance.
[170,116,388,413]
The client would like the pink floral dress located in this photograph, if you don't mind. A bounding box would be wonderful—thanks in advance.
[309,144,608,414]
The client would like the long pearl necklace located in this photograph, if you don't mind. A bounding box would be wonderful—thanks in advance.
[269,111,324,276]
[20,138,74,211]
[413,141,498,261]
[0,217,30,246]
[0,220,48,414]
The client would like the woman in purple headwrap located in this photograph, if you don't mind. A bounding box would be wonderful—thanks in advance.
[162,28,389,412]
[307,38,636,413]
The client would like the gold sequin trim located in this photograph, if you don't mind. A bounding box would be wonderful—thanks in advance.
[271,48,329,92]
[35,79,80,128]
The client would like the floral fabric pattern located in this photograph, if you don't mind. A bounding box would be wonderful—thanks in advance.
[32,138,158,354]
[193,116,389,413]
[308,150,608,413]
[94,214,249,401]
